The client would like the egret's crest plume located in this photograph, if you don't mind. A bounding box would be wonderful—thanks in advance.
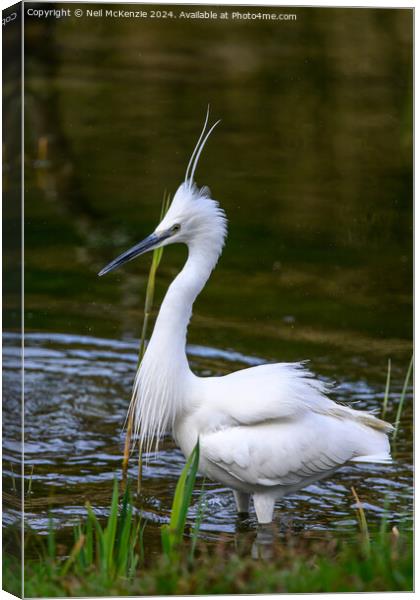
[185,106,221,190]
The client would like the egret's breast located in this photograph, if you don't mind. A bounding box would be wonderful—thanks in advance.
[173,396,228,462]
[173,414,199,460]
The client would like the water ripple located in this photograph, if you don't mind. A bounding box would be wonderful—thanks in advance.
[3,332,413,539]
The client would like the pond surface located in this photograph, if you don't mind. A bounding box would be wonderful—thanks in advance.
[3,5,412,555]
[3,330,413,553]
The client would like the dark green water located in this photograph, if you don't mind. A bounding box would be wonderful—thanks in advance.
[3,4,412,553]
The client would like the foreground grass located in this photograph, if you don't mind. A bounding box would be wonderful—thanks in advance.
[4,526,412,596]
[4,359,412,597]
[4,440,413,596]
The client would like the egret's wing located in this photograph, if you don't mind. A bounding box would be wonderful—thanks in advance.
[200,414,355,487]
[206,363,333,426]
[203,362,390,435]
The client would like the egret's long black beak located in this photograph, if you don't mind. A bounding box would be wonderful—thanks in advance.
[98,231,168,276]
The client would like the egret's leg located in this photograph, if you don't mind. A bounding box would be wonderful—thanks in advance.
[253,494,275,524]
[233,490,250,516]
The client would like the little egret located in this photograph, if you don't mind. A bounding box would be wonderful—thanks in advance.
[99,112,393,524]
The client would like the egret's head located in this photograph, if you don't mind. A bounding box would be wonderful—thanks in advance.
[156,182,227,250]
[98,111,227,277]
[98,183,227,277]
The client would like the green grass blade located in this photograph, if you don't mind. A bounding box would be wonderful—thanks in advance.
[392,355,413,442]
[47,515,56,561]
[138,519,147,566]
[86,502,106,573]
[379,496,391,546]
[137,192,171,366]
[128,553,139,579]
[168,460,192,533]
[116,504,133,576]
[124,193,171,480]
[169,441,200,534]
[60,534,86,577]
[189,479,207,562]
[180,442,200,529]
[163,441,200,558]
[104,479,119,575]
[161,525,172,557]
[85,512,93,566]
[124,517,143,577]
[74,524,86,571]
[381,358,392,419]
[116,484,130,552]
[351,486,370,557]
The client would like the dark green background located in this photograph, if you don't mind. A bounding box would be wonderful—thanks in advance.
[19,4,412,371]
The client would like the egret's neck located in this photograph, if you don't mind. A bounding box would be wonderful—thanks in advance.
[147,242,218,368]
[130,241,221,453]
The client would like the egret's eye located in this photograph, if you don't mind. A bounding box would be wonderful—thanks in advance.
[171,224,181,233]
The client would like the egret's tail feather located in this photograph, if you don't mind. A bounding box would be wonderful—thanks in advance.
[325,405,394,434]
[351,453,393,464]
[356,413,394,434]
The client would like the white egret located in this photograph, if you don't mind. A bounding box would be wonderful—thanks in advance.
[99,112,393,524]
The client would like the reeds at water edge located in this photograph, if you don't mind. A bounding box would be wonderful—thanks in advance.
[379,355,413,447]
